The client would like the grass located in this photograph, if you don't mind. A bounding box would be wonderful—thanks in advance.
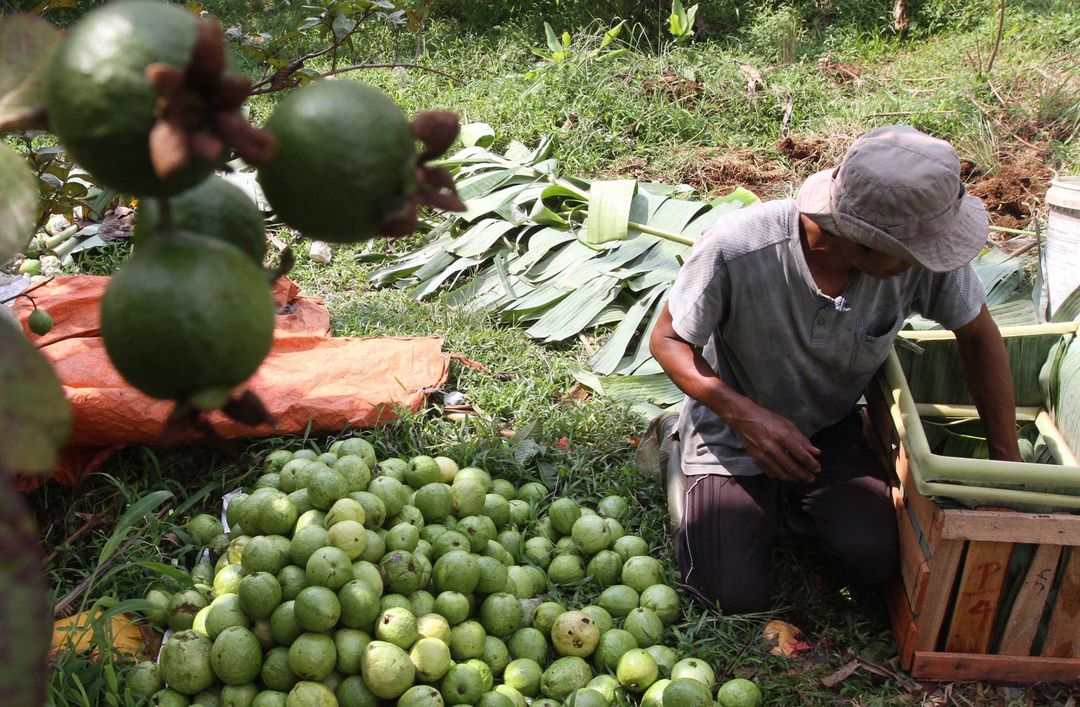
[26,0,1080,704]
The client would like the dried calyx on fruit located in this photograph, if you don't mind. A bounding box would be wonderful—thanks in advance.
[380,110,467,238]
[145,18,277,180]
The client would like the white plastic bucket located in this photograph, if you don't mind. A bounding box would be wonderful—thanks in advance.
[1046,177,1080,316]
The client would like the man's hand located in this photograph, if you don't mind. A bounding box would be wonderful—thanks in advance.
[727,400,822,481]
[650,303,822,481]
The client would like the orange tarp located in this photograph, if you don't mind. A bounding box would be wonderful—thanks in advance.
[14,276,450,488]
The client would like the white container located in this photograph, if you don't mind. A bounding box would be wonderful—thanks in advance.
[1046,176,1080,316]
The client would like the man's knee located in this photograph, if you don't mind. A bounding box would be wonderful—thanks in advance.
[675,475,776,613]
[812,476,899,583]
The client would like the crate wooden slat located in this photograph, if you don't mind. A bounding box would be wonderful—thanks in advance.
[998,543,1064,655]
[909,652,1080,684]
[944,541,1014,654]
[1041,549,1080,658]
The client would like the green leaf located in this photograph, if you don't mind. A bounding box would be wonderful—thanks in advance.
[132,561,195,587]
[669,0,688,36]
[544,22,561,53]
[0,143,38,262]
[526,275,621,341]
[708,186,759,209]
[561,31,572,48]
[97,490,173,567]
[0,316,71,475]
[446,218,517,258]
[589,285,667,374]
[461,184,536,223]
[584,179,638,245]
[0,14,61,131]
[460,122,495,149]
[600,21,625,48]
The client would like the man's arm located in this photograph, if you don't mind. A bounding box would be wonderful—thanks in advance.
[649,302,821,481]
[953,304,1022,462]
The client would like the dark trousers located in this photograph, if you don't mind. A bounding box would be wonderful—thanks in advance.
[673,413,899,614]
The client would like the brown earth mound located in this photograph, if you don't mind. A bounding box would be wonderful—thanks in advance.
[966,151,1053,230]
[679,148,793,199]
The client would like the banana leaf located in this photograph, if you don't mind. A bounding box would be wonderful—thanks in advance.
[370,136,760,389]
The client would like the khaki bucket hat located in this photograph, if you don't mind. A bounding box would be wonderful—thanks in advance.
[795,125,988,272]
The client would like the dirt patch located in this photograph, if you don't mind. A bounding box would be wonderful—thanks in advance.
[966,151,1053,230]
[680,148,793,199]
[777,135,828,163]
[609,155,666,184]
[816,57,863,85]
[641,72,701,106]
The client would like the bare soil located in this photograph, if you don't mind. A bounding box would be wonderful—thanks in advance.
[967,150,1054,230]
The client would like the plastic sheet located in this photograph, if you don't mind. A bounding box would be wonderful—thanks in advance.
[13,276,450,489]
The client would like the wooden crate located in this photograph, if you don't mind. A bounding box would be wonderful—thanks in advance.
[866,379,1080,684]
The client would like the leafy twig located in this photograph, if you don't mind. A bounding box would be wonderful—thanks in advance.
[319,62,462,84]
[250,10,374,94]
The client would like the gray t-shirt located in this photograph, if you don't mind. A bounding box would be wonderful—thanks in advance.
[668,199,985,476]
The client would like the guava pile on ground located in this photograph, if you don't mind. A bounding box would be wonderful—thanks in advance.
[130,438,763,706]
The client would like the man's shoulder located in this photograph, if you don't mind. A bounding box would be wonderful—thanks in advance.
[694,198,795,263]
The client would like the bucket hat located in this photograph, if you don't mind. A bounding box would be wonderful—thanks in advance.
[795,125,988,272]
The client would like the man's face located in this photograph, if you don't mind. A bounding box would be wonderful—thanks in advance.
[851,245,916,278]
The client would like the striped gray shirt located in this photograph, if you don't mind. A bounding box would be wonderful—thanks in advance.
[668,199,984,476]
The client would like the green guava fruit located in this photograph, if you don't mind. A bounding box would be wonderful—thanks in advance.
[597,585,639,619]
[539,656,592,701]
[261,646,299,692]
[621,557,665,593]
[571,515,611,554]
[375,606,420,649]
[616,649,658,693]
[440,663,485,706]
[594,628,638,672]
[662,679,712,707]
[670,658,715,687]
[210,626,262,685]
[45,1,226,196]
[360,640,416,699]
[641,678,671,707]
[433,550,480,594]
[161,630,215,695]
[450,620,487,661]
[530,603,565,638]
[503,658,543,697]
[410,636,452,682]
[287,633,337,682]
[550,611,600,658]
[586,551,623,588]
[399,685,445,707]
[639,584,680,624]
[478,592,522,638]
[127,660,164,698]
[623,607,665,648]
[136,177,266,264]
[100,231,274,404]
[259,80,416,243]
[612,536,649,561]
[645,645,678,677]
